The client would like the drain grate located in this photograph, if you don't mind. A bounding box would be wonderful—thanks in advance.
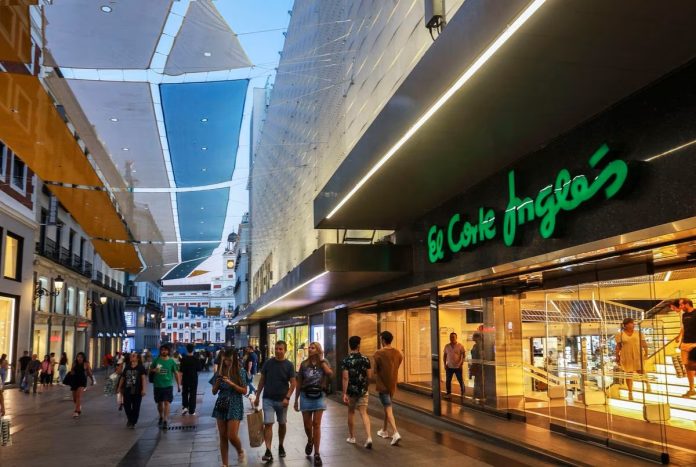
[167,425,197,431]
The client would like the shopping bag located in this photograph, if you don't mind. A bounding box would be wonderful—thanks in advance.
[246,409,264,448]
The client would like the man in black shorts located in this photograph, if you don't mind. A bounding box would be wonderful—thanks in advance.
[150,345,180,429]
[676,298,696,397]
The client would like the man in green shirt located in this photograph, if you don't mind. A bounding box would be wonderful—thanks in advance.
[150,344,181,430]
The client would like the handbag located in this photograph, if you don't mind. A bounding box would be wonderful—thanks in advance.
[62,372,74,386]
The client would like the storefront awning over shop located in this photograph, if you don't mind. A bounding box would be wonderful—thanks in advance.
[314,0,696,230]
[233,244,412,323]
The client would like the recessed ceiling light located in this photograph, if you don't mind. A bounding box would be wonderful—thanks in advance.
[203,52,212,57]
[201,147,208,151]
[10,108,18,113]
[101,5,112,13]
[200,221,205,224]
[200,207,205,210]
[200,118,208,123]
[122,147,129,151]
[202,168,207,172]
[110,117,119,122]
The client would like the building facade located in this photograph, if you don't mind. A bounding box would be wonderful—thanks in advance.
[161,284,226,346]
[124,281,162,353]
[238,1,696,463]
[232,213,250,316]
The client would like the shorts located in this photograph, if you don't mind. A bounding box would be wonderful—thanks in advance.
[378,392,392,407]
[347,393,369,409]
[154,386,174,403]
[262,398,288,424]
[681,343,696,368]
[299,393,326,412]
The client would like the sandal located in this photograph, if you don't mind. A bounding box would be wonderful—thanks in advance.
[314,454,323,466]
[305,439,313,455]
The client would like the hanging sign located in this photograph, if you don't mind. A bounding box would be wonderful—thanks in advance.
[427,144,629,263]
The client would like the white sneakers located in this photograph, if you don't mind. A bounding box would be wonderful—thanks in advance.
[181,407,188,415]
[390,433,402,446]
[364,438,373,449]
[376,429,390,438]
[346,437,356,444]
[376,429,402,445]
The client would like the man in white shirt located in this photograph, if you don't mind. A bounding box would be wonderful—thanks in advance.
[443,332,466,400]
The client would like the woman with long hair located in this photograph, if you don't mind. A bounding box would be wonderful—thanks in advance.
[0,354,8,387]
[118,352,147,428]
[58,352,68,386]
[68,352,93,418]
[211,349,248,467]
[40,355,51,388]
[295,342,333,467]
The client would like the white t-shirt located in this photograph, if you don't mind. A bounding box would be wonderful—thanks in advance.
[444,342,466,368]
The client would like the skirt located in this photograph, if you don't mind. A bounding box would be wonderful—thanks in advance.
[299,392,326,412]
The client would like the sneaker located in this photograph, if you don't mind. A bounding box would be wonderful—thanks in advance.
[161,421,168,430]
[364,438,373,449]
[377,429,390,438]
[130,424,136,429]
[181,407,188,415]
[346,437,356,444]
[189,411,196,416]
[390,432,402,446]
[158,417,163,427]
[262,449,273,462]
[313,454,323,466]
[278,445,286,458]
[682,390,696,398]
[238,449,247,465]
[305,440,313,455]
[72,411,79,418]
[126,422,132,428]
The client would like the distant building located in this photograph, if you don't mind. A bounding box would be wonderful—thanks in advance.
[124,281,162,353]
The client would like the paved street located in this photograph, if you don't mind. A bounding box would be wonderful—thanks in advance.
[0,372,555,467]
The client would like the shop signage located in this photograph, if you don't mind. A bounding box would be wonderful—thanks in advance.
[427,144,628,263]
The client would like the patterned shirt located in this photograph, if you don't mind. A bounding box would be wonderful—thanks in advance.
[341,352,371,397]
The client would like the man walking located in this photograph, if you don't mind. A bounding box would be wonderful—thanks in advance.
[18,351,30,391]
[179,343,201,415]
[253,340,296,462]
[374,331,403,446]
[341,336,372,448]
[150,344,181,429]
[443,332,466,400]
[25,354,41,394]
[676,298,696,397]
[245,345,259,396]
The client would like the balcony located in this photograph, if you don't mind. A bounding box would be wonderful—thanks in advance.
[72,254,82,271]
[59,247,71,267]
[36,238,59,262]
[95,271,103,285]
[83,261,93,278]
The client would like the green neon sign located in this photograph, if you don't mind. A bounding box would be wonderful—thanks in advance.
[427,144,629,264]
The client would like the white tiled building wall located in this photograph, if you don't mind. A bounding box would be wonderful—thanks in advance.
[161,289,226,344]
[250,0,464,291]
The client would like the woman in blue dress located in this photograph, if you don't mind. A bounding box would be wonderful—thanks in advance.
[211,349,248,467]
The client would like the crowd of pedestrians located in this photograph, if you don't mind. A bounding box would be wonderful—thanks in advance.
[1,335,411,466]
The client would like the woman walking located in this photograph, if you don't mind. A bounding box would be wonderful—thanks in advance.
[58,352,68,386]
[67,352,93,418]
[211,349,248,467]
[295,342,333,466]
[40,355,51,388]
[118,352,147,428]
[615,317,649,400]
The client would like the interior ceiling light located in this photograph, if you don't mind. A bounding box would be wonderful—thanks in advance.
[10,108,18,113]
[110,117,119,122]
[325,0,547,220]
[201,147,208,151]
[203,52,212,57]
[122,147,129,151]
[100,5,112,13]
[201,118,208,123]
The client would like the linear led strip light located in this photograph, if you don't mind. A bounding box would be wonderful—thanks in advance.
[257,271,330,312]
[326,0,547,219]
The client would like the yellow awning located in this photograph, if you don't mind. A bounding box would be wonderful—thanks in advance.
[0,4,32,65]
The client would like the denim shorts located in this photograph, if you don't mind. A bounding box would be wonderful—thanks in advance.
[299,392,327,412]
[378,392,392,407]
[262,398,288,424]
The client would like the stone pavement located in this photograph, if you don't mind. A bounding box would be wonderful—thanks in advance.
[0,372,557,467]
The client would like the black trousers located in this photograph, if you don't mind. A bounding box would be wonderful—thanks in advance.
[123,393,143,425]
[182,380,198,413]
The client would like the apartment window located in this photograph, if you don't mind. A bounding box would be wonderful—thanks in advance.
[37,277,49,311]
[173,322,177,329]
[78,290,86,317]
[178,332,183,341]
[66,287,76,314]
[167,310,172,319]
[3,232,23,281]
[10,153,27,193]
[0,142,7,180]
[215,332,221,342]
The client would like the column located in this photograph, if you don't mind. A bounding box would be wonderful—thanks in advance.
[430,289,441,416]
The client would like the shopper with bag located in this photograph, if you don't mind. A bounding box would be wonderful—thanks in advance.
[66,352,94,418]
[295,342,333,466]
[118,352,147,428]
[211,349,247,467]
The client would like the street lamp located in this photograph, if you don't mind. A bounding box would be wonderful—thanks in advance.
[34,274,64,302]
[100,295,107,305]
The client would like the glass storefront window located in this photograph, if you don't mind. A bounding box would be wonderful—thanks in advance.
[0,297,16,382]
[3,233,21,281]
